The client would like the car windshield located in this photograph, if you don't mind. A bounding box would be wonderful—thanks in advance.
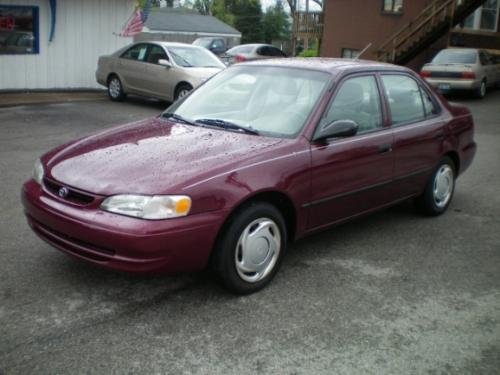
[167,46,225,68]
[192,38,212,48]
[432,50,477,64]
[164,66,330,138]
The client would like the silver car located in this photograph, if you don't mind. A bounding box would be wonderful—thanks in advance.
[221,44,287,65]
[420,48,500,98]
[96,42,226,102]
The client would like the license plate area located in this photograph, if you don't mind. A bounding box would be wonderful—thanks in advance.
[438,83,451,91]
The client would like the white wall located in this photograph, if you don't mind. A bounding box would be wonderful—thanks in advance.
[0,0,135,89]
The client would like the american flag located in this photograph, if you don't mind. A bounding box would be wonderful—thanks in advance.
[120,0,152,37]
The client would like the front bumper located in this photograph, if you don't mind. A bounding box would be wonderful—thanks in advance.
[22,179,227,274]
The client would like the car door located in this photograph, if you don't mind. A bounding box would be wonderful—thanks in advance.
[308,74,394,230]
[117,43,149,94]
[143,44,174,100]
[380,73,445,199]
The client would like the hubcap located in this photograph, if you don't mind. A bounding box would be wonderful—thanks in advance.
[481,82,486,97]
[433,164,454,208]
[234,218,281,283]
[177,88,190,99]
[109,78,121,98]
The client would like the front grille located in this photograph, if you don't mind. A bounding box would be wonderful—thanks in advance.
[43,178,94,205]
[429,71,463,78]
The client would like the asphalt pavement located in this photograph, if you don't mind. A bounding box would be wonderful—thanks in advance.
[0,92,499,374]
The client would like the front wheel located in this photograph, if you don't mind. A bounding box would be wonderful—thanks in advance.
[212,202,287,294]
[415,156,456,216]
[174,83,193,101]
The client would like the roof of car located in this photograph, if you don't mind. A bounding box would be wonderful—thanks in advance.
[242,57,409,74]
[148,41,201,49]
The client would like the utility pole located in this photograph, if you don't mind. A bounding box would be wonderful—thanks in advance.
[304,0,309,50]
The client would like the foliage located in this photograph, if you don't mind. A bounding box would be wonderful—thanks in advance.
[298,48,318,57]
[193,0,212,15]
[298,40,319,57]
[212,0,236,26]
[262,0,290,43]
[233,0,263,43]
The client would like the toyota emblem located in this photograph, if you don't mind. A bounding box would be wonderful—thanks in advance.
[58,187,69,198]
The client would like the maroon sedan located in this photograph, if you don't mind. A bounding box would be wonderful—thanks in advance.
[22,59,476,294]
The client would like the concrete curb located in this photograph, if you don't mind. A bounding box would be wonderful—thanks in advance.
[0,91,108,108]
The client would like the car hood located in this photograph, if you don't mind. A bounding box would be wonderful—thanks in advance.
[180,67,223,82]
[45,117,285,195]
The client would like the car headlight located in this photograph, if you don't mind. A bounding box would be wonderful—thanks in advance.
[33,159,44,184]
[100,195,191,220]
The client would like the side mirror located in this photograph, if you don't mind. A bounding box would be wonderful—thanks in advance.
[158,59,172,68]
[314,119,359,141]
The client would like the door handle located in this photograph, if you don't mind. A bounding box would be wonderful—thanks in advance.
[435,131,445,140]
[378,144,392,154]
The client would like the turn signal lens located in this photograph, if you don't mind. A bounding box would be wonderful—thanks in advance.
[461,71,476,79]
[420,70,431,78]
[175,197,191,215]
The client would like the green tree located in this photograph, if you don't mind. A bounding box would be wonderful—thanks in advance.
[263,0,290,43]
[212,0,236,26]
[233,0,263,43]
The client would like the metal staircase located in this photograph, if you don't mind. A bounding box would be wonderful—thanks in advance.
[377,0,486,65]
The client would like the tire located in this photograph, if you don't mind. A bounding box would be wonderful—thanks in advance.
[212,202,287,294]
[107,75,126,102]
[475,80,486,99]
[174,83,193,101]
[415,156,456,216]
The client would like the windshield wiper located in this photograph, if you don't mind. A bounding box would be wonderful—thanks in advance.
[161,112,197,126]
[195,118,259,135]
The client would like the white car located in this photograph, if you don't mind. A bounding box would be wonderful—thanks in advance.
[420,48,500,98]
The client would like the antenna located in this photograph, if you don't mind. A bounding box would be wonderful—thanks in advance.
[354,43,372,61]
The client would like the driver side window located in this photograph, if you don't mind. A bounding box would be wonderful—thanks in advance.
[323,75,383,134]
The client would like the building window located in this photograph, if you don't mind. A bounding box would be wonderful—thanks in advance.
[0,5,39,55]
[480,0,499,31]
[461,0,499,32]
[383,0,403,14]
[341,48,360,59]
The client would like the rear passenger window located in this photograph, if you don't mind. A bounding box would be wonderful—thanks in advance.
[420,86,437,116]
[121,44,148,61]
[382,75,426,125]
[323,75,383,133]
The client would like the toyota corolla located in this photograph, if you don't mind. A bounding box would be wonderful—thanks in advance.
[22,59,476,294]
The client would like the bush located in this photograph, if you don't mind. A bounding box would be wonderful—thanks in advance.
[298,48,319,57]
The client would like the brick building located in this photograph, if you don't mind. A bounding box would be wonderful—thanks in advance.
[321,0,500,69]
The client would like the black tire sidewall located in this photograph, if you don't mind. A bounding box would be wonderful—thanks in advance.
[213,202,287,294]
[476,80,486,99]
[175,84,193,101]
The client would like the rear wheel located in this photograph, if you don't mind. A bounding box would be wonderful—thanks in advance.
[475,80,486,99]
[107,75,126,101]
[212,202,287,294]
[174,83,193,101]
[415,156,456,216]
